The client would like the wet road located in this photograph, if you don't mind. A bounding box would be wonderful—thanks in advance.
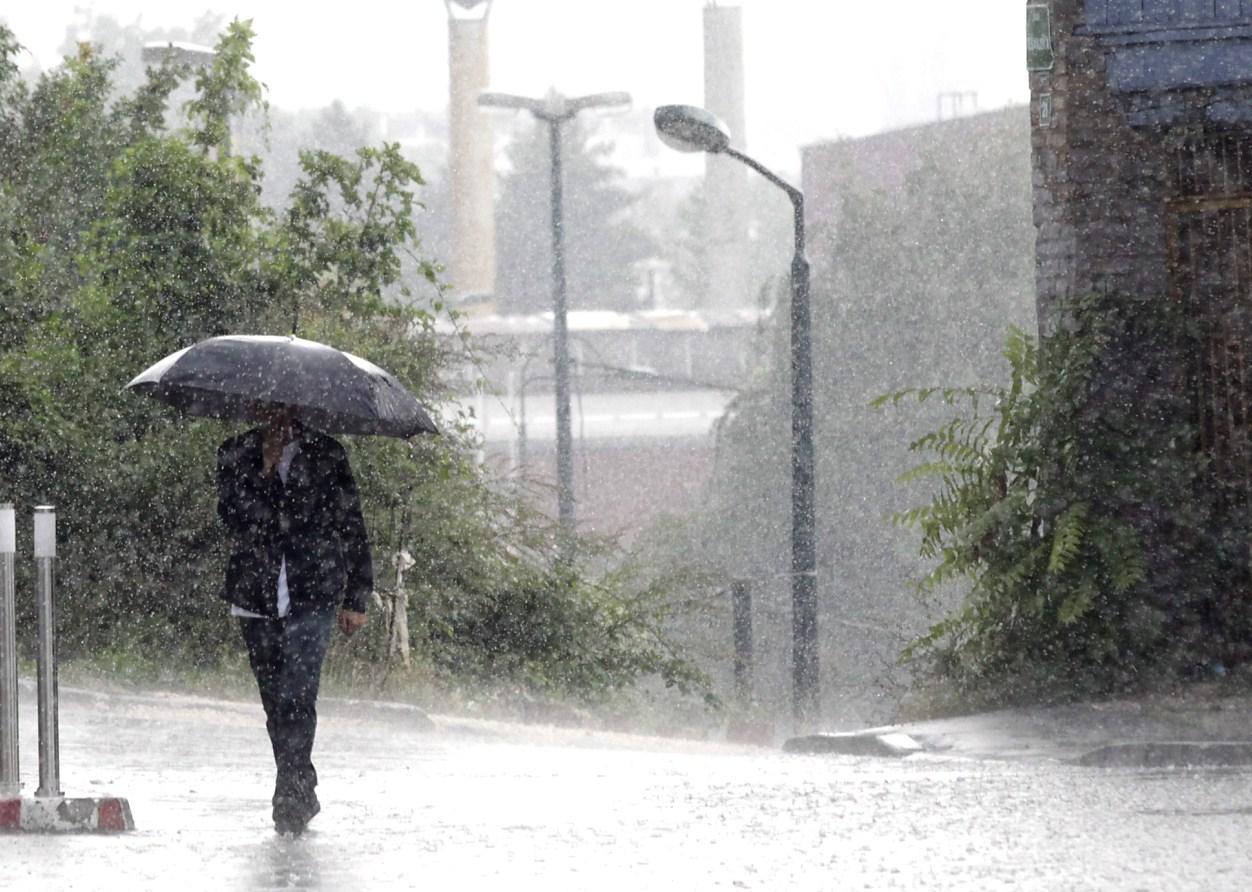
[5,684,1252,891]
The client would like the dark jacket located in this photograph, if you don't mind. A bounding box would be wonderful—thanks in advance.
[217,425,373,617]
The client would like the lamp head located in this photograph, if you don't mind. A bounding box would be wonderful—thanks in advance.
[479,90,632,121]
[446,0,492,20]
[653,104,730,154]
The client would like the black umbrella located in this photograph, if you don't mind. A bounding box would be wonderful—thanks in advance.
[126,335,438,438]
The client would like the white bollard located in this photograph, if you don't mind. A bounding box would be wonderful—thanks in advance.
[33,506,60,799]
[0,503,17,798]
[0,505,135,832]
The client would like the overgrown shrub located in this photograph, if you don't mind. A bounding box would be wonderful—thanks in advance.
[884,292,1234,704]
[0,22,707,708]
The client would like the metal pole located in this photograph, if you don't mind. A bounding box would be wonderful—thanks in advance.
[788,196,819,726]
[549,116,576,535]
[481,90,627,535]
[0,504,18,797]
[723,146,819,725]
[506,370,519,471]
[731,579,754,708]
[33,506,60,798]
[518,372,529,474]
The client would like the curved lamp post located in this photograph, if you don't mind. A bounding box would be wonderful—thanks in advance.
[654,104,818,725]
[479,89,631,538]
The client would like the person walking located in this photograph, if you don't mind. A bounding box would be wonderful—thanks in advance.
[128,335,435,830]
[216,404,373,836]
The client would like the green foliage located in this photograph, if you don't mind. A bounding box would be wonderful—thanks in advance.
[278,144,435,327]
[0,22,707,708]
[184,19,266,155]
[886,292,1213,703]
[417,533,713,704]
[55,10,227,103]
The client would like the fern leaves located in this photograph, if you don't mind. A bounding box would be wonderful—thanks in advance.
[878,295,1172,700]
[1047,502,1087,575]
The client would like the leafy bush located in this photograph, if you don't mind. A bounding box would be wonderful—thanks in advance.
[0,22,707,707]
[883,292,1224,703]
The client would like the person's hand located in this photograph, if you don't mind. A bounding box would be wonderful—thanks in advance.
[338,609,367,637]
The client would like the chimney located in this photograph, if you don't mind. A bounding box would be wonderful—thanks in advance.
[445,0,496,299]
[702,3,750,312]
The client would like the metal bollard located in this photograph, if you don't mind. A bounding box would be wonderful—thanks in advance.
[731,579,754,707]
[33,506,60,799]
[0,504,17,797]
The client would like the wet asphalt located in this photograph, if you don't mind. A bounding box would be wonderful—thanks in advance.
[5,683,1252,891]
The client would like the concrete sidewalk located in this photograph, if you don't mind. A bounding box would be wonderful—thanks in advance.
[786,689,1252,766]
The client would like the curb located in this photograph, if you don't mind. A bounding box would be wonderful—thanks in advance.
[783,731,924,758]
[320,696,437,730]
[0,797,135,833]
[1074,741,1252,768]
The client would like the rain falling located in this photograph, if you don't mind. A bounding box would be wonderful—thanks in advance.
[2,1,1252,888]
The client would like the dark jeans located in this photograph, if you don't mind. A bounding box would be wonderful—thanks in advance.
[238,607,337,812]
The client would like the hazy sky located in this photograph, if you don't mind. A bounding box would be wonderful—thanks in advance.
[3,0,1030,174]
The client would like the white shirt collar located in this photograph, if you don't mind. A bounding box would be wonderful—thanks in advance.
[277,439,300,484]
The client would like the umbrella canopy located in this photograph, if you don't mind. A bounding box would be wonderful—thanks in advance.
[126,335,438,438]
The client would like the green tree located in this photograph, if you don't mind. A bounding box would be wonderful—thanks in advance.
[494,116,654,313]
[0,22,707,708]
[885,292,1218,705]
[53,9,226,100]
[666,176,794,311]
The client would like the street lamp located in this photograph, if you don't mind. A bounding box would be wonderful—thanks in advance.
[653,104,819,725]
[479,89,631,536]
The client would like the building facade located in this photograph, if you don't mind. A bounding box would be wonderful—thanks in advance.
[1029,0,1252,656]
[1029,0,1252,331]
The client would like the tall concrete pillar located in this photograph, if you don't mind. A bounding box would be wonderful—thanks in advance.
[703,3,750,312]
[446,1,496,298]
